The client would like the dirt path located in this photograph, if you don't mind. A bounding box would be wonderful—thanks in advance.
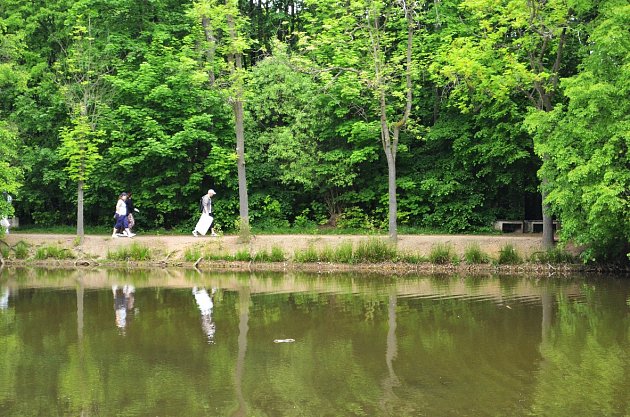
[2,232,551,261]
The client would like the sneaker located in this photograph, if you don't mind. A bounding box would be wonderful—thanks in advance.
[210,232,218,237]
[127,232,136,238]
[192,230,199,237]
[112,233,119,238]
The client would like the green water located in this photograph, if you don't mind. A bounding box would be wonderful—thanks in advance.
[0,268,629,417]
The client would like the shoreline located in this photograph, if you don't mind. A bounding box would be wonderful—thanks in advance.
[0,232,626,275]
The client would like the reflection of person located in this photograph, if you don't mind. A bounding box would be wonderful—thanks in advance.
[193,287,216,343]
[0,287,9,310]
[193,189,217,237]
[112,284,135,331]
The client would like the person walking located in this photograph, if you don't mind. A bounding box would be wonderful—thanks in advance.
[125,192,140,233]
[193,189,217,237]
[112,193,135,238]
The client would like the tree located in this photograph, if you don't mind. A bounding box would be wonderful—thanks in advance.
[303,0,418,241]
[0,26,26,226]
[56,18,109,239]
[192,0,251,239]
[525,1,630,262]
[431,0,588,245]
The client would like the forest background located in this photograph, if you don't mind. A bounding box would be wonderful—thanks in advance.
[0,0,628,263]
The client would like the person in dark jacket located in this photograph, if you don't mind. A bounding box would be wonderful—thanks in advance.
[125,192,140,233]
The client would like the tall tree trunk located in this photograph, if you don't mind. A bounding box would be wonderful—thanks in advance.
[234,99,249,233]
[385,148,398,241]
[77,180,84,239]
[227,14,250,238]
[541,179,554,248]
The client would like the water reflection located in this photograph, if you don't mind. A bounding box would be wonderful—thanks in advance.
[0,287,8,310]
[0,269,629,417]
[192,286,216,343]
[112,284,135,332]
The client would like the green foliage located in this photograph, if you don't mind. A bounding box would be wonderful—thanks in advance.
[463,244,491,264]
[253,246,286,262]
[525,3,630,263]
[107,243,152,261]
[293,245,320,263]
[530,248,576,264]
[0,0,626,263]
[428,244,458,265]
[496,244,522,265]
[233,249,252,261]
[353,239,397,263]
[184,247,202,262]
[14,241,29,259]
[58,114,103,183]
[34,245,75,260]
[337,207,375,231]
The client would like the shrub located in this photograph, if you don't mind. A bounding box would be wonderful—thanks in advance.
[294,245,320,263]
[332,241,354,263]
[497,244,522,265]
[184,247,202,262]
[107,243,152,261]
[429,244,457,264]
[464,244,490,264]
[337,207,375,230]
[530,248,576,264]
[34,245,74,260]
[269,246,286,262]
[234,249,252,262]
[353,239,397,263]
[399,252,428,264]
[14,241,29,259]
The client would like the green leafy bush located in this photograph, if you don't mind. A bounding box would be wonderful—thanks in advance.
[353,239,397,263]
[34,245,74,260]
[497,244,522,265]
[464,244,490,264]
[15,241,29,259]
[184,247,202,262]
[429,244,457,264]
[530,248,576,264]
[107,243,152,261]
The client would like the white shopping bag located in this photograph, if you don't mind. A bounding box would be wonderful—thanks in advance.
[194,213,214,236]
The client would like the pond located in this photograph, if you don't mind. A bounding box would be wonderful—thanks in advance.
[0,268,629,417]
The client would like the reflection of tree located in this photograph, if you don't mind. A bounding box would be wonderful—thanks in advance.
[231,286,250,417]
[530,291,630,417]
[0,286,18,405]
[380,289,400,416]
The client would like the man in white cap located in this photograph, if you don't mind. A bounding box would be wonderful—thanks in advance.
[193,189,217,237]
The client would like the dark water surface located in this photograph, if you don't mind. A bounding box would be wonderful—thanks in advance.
[1,268,629,417]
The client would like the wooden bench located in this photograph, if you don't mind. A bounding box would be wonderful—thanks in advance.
[493,220,523,233]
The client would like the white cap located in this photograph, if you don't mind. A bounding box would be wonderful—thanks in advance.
[208,189,216,195]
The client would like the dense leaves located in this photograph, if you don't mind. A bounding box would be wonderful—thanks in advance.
[0,0,627,261]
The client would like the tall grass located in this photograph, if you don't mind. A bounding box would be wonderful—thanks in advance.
[107,243,152,261]
[15,241,29,259]
[497,244,522,265]
[530,248,576,264]
[428,244,457,264]
[253,246,286,262]
[34,245,75,260]
[293,239,398,264]
[353,239,397,263]
[184,247,202,262]
[463,244,490,264]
